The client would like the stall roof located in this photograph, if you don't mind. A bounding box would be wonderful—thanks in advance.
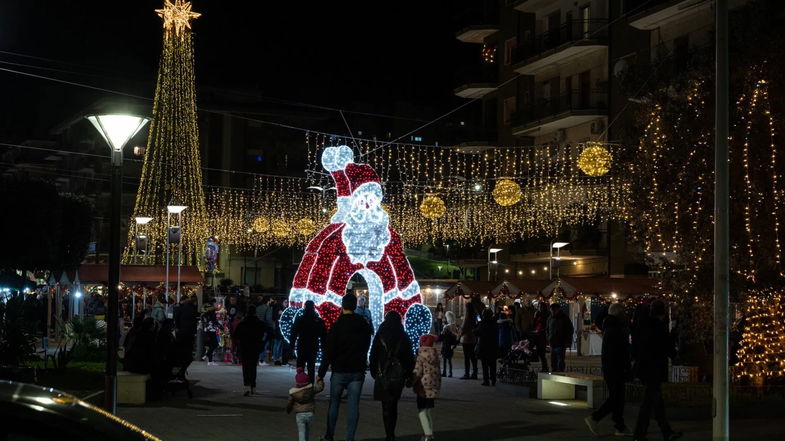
[444,280,496,298]
[60,264,203,285]
[493,279,550,297]
[543,277,657,298]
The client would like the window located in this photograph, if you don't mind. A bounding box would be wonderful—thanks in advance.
[580,4,591,38]
[504,37,517,65]
[503,97,517,125]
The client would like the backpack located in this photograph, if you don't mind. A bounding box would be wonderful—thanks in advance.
[378,338,404,391]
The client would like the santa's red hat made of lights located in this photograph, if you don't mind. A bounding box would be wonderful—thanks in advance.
[280,145,432,349]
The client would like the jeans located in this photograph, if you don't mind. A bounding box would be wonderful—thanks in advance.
[551,346,567,372]
[442,356,452,375]
[325,371,365,441]
[634,381,672,439]
[296,411,314,441]
[241,352,260,387]
[204,334,218,362]
[273,337,283,361]
[481,357,497,385]
[462,343,478,377]
[592,377,626,430]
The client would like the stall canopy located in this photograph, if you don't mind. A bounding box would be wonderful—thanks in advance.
[60,264,203,285]
[444,281,496,299]
[542,277,656,299]
[492,279,550,298]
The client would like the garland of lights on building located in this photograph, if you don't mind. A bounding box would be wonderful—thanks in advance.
[124,0,208,268]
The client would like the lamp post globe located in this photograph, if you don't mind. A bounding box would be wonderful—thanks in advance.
[86,113,149,413]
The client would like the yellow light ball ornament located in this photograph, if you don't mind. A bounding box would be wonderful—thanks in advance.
[492,179,522,207]
[420,195,446,219]
[577,144,612,177]
[252,216,269,233]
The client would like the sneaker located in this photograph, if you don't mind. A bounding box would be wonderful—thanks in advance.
[584,416,600,436]
[274,360,282,366]
[448,373,452,378]
[460,375,471,380]
[261,361,271,366]
[614,427,633,437]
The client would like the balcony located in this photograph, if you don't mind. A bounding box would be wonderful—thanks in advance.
[513,0,561,13]
[627,0,712,30]
[453,66,498,99]
[511,89,607,136]
[454,1,499,43]
[513,19,608,76]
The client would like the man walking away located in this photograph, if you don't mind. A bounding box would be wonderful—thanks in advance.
[585,303,633,436]
[256,296,275,365]
[547,303,573,373]
[174,295,198,351]
[233,305,267,396]
[317,293,373,441]
[633,300,682,441]
[291,300,327,383]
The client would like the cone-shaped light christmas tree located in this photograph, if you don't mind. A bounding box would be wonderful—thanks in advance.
[124,0,207,268]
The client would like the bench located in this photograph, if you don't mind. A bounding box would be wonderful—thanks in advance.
[537,372,606,408]
[117,372,150,404]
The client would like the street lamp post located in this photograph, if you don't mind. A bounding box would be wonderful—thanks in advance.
[166,204,187,305]
[549,242,569,281]
[87,114,149,414]
[488,247,502,282]
[134,217,153,265]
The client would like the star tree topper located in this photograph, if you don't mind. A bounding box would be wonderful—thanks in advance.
[156,0,201,36]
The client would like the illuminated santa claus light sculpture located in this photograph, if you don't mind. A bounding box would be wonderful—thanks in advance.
[280,145,432,351]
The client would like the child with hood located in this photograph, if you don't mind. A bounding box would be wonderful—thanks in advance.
[439,311,460,377]
[287,367,325,441]
[413,334,441,441]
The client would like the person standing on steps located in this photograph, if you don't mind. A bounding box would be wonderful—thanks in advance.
[317,293,373,441]
[233,305,267,396]
[290,300,327,384]
[584,303,633,437]
[369,311,414,441]
[632,300,682,441]
[459,303,478,380]
[547,303,574,373]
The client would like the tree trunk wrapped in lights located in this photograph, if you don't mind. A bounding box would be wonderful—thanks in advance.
[124,0,207,268]
[733,290,785,383]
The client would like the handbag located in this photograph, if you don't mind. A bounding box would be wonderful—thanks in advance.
[406,372,421,389]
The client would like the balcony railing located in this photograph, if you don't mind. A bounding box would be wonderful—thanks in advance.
[513,89,607,127]
[516,19,608,63]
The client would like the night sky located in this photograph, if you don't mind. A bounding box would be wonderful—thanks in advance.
[1,0,477,142]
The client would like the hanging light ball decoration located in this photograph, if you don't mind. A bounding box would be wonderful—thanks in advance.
[272,219,291,237]
[420,195,446,219]
[252,216,270,233]
[296,218,316,236]
[577,143,612,177]
[492,179,522,207]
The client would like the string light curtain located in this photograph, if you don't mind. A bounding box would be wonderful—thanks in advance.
[124,1,207,267]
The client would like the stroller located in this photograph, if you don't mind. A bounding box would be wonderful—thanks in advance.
[162,333,194,399]
[497,339,537,383]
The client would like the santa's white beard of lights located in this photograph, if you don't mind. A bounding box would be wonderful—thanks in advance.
[340,183,391,265]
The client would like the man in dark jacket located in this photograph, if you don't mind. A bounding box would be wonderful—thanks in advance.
[547,303,574,372]
[174,296,198,347]
[316,293,373,441]
[290,300,327,383]
[585,303,632,436]
[233,305,267,396]
[633,300,682,441]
